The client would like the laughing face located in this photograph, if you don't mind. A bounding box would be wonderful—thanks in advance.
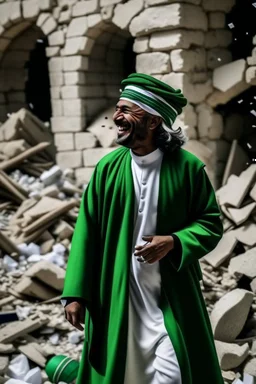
[113,100,160,154]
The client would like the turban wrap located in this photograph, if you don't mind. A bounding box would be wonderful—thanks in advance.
[120,73,187,131]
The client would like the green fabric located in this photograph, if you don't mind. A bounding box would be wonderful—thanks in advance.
[62,147,224,384]
[120,73,187,126]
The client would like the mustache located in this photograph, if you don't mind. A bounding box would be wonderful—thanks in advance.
[114,119,131,128]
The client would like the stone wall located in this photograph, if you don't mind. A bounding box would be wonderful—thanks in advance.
[0,0,255,187]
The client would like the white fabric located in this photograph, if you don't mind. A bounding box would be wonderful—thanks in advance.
[124,149,182,384]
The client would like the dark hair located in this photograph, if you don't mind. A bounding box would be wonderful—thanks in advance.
[154,123,187,153]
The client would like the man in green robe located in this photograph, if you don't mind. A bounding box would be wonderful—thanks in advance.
[62,73,224,384]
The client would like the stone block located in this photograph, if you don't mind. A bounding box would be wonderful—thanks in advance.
[63,55,89,71]
[75,167,94,185]
[149,29,204,51]
[22,0,40,19]
[245,66,256,85]
[53,220,74,240]
[251,278,256,293]
[133,37,149,53]
[59,8,72,24]
[213,59,247,91]
[25,260,65,291]
[172,103,197,130]
[87,13,102,29]
[203,230,237,268]
[50,86,61,99]
[208,12,225,29]
[130,4,208,36]
[207,48,232,70]
[63,36,94,56]
[215,341,250,370]
[72,0,99,17]
[136,52,171,75]
[74,132,97,150]
[51,116,85,132]
[244,358,256,377]
[9,1,22,23]
[112,0,144,29]
[196,103,224,139]
[229,202,256,226]
[170,48,206,72]
[14,276,57,300]
[235,221,256,247]
[0,37,11,52]
[101,5,114,21]
[49,72,64,86]
[36,12,50,27]
[202,0,235,12]
[64,71,86,85]
[56,150,83,169]
[46,46,60,57]
[63,99,85,116]
[205,30,232,48]
[67,16,88,38]
[51,99,63,117]
[48,57,63,72]
[162,72,213,104]
[54,133,74,151]
[100,0,123,5]
[210,289,254,342]
[87,107,117,147]
[250,182,256,201]
[207,81,250,108]
[41,16,58,35]
[60,85,84,99]
[229,247,256,279]
[146,0,201,4]
[83,148,115,166]
[48,30,65,46]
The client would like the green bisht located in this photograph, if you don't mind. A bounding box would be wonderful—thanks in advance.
[62,147,224,384]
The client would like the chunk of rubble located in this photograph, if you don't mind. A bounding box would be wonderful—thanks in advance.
[40,165,62,187]
[215,340,250,370]
[0,356,9,375]
[244,358,256,377]
[24,260,65,292]
[213,59,247,93]
[14,277,58,301]
[210,289,254,342]
[7,354,30,381]
[229,247,256,279]
[228,202,256,226]
[203,230,237,268]
[235,222,256,246]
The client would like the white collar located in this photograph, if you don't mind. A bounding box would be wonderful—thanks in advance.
[130,148,163,166]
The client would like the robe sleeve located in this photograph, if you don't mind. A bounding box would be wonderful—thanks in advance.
[170,166,223,272]
[61,166,99,307]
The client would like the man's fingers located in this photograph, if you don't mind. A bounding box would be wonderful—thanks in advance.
[71,313,84,331]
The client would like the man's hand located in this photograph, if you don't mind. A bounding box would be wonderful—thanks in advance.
[64,301,85,331]
[134,235,174,264]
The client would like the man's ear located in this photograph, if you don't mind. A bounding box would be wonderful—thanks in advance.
[149,116,162,130]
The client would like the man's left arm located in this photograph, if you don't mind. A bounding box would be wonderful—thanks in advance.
[170,166,223,272]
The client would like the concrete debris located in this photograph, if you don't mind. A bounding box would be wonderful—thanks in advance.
[215,340,250,370]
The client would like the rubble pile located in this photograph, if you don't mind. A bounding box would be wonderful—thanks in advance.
[200,161,256,383]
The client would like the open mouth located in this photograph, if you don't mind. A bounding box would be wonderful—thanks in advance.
[115,121,131,136]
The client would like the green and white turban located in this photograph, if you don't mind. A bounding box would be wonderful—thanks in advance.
[120,73,187,132]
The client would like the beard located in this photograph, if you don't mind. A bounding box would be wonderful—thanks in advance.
[115,115,149,148]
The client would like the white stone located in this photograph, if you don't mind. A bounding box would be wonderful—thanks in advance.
[75,167,94,185]
[40,165,62,186]
[202,0,235,12]
[244,358,256,377]
[87,13,102,30]
[74,132,97,150]
[101,5,114,20]
[36,12,50,27]
[56,151,83,169]
[46,46,60,57]
[207,48,232,70]
[215,341,250,370]
[100,0,123,5]
[213,59,247,92]
[63,55,89,71]
[245,66,256,85]
[133,37,149,53]
[64,71,86,85]
[208,12,225,29]
[23,367,42,384]
[130,4,208,36]
[146,0,201,4]
[83,148,115,167]
[54,133,74,151]
[72,0,99,17]
[63,36,94,56]
[51,99,63,116]
[49,72,64,86]
[22,0,40,19]
[58,8,72,24]
[112,0,144,29]
[183,140,213,169]
[210,289,254,342]
[149,29,204,51]
[207,82,250,108]
[136,52,170,74]
[51,116,85,132]
[48,57,63,72]
[9,2,22,23]
[196,103,224,139]
[68,331,81,344]
[170,48,206,72]
[203,230,237,268]
[229,247,256,279]
[63,99,85,116]
[205,30,232,48]
[7,354,30,381]
[48,30,65,46]
[41,16,57,35]
[61,85,85,99]
[87,107,117,147]
[67,16,88,38]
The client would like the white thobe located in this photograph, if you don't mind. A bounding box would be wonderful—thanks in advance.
[123,149,182,384]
